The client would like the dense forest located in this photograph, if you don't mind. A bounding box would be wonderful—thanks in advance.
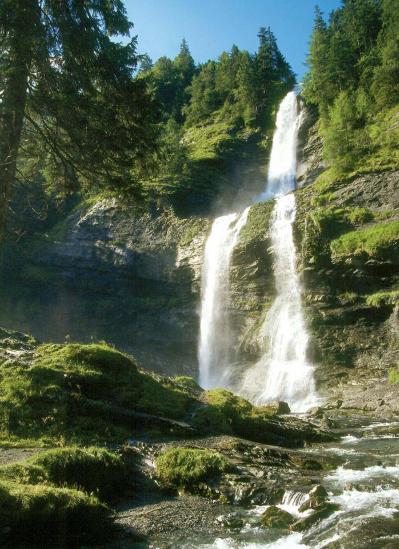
[304,0,399,176]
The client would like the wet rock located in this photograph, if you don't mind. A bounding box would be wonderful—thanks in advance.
[261,506,295,529]
[298,484,329,512]
[290,456,323,471]
[216,513,244,530]
[291,502,340,532]
[258,401,291,415]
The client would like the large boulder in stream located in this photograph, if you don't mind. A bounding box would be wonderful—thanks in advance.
[261,506,295,529]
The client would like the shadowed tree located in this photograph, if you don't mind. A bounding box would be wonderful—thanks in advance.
[0,0,159,240]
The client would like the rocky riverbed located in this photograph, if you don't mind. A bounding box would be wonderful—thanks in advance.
[110,415,399,548]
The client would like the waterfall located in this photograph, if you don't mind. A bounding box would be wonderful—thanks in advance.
[241,91,318,412]
[198,91,318,412]
[198,207,250,389]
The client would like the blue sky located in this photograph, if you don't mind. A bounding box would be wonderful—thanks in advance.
[125,0,342,81]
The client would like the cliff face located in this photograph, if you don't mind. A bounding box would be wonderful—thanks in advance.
[294,173,399,413]
[2,200,210,376]
[293,112,399,414]
[2,106,398,413]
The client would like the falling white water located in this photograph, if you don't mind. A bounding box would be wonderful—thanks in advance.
[198,207,250,389]
[198,91,318,411]
[240,92,318,412]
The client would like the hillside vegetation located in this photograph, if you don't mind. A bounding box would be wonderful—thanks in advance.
[303,0,399,180]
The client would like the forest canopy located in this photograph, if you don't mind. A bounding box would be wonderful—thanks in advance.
[303,0,399,174]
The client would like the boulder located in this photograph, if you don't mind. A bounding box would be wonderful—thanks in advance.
[261,506,295,529]
[298,484,329,512]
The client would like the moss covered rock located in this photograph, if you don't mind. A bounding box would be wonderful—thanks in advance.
[0,480,111,544]
[0,342,196,444]
[261,506,295,529]
[331,221,399,262]
[155,447,228,489]
[0,447,128,501]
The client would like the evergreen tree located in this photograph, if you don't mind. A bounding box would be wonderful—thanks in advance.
[255,27,295,126]
[371,0,399,107]
[0,0,158,239]
[139,54,154,74]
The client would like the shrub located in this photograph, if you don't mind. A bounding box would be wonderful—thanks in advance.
[155,447,228,488]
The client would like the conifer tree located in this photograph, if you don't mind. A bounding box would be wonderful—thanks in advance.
[0,0,158,239]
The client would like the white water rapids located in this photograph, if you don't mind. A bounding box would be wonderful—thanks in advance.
[198,91,318,411]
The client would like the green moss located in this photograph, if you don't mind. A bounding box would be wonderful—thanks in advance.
[310,206,373,238]
[388,367,399,384]
[261,506,294,529]
[0,342,195,444]
[179,217,209,247]
[173,376,202,392]
[237,201,274,248]
[0,447,128,500]
[338,292,360,305]
[0,479,110,544]
[331,221,399,260]
[193,389,252,434]
[155,447,228,488]
[311,191,335,207]
[366,290,399,307]
[313,168,343,194]
[310,207,352,239]
[192,388,283,442]
[346,207,374,225]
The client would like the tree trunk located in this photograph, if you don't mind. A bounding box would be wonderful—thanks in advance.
[0,1,37,240]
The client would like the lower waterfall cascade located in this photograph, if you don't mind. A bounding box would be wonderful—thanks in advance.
[198,91,319,412]
[198,207,250,389]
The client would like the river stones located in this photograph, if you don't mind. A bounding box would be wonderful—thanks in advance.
[261,506,295,529]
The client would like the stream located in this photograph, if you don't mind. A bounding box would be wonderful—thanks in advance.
[178,418,399,548]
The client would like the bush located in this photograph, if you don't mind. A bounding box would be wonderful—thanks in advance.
[0,480,111,544]
[156,447,228,488]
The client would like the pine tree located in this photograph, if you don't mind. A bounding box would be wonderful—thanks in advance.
[372,0,399,107]
[0,0,158,239]
[255,26,295,126]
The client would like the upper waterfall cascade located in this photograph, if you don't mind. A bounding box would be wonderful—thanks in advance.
[198,91,318,412]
